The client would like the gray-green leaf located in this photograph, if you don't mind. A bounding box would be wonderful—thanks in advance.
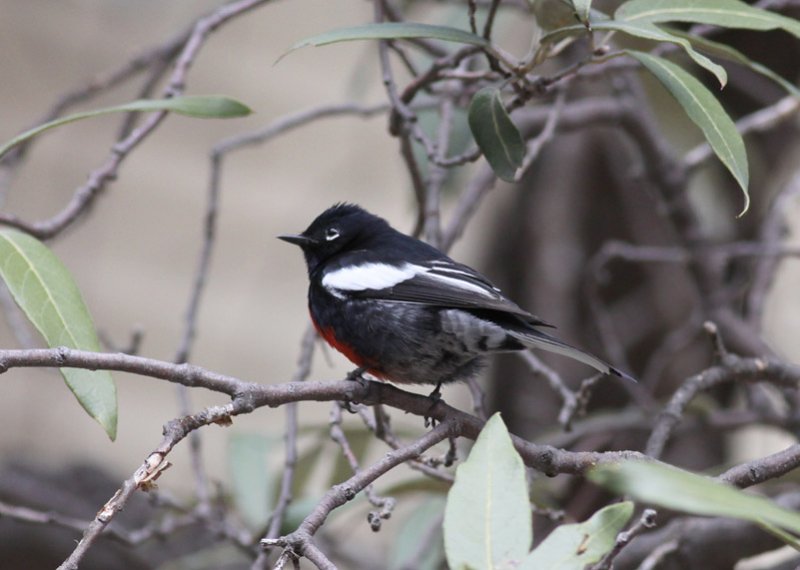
[519,502,634,570]
[229,433,274,530]
[629,50,749,214]
[542,20,727,86]
[389,498,445,570]
[616,0,800,39]
[283,22,488,60]
[0,95,252,160]
[468,87,525,182]
[570,0,594,25]
[668,30,800,98]
[444,413,532,570]
[590,460,800,540]
[0,230,117,439]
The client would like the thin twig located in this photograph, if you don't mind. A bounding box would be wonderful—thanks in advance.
[646,354,800,459]
[589,508,657,570]
[355,406,454,482]
[747,171,800,328]
[465,376,488,420]
[0,346,654,475]
[718,443,800,488]
[262,420,455,566]
[482,0,503,39]
[440,163,497,252]
[252,325,317,570]
[685,95,800,170]
[214,102,390,155]
[171,110,232,514]
[329,402,397,531]
[423,97,455,248]
[518,352,584,431]
[0,26,189,197]
[57,397,252,570]
[513,88,567,182]
[0,0,271,241]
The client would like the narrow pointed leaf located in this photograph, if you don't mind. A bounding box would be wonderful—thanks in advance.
[283,22,488,60]
[468,87,525,182]
[542,20,727,86]
[444,413,532,570]
[616,0,800,39]
[519,502,634,570]
[668,30,800,98]
[757,520,800,551]
[0,230,117,439]
[570,0,594,25]
[0,96,252,160]
[590,460,800,541]
[629,50,749,214]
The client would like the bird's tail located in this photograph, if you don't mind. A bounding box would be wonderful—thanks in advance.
[511,327,636,382]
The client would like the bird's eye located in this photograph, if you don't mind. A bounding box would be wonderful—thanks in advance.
[325,227,340,241]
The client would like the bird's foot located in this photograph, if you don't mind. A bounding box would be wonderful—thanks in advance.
[346,367,367,384]
[342,367,368,413]
[424,383,444,428]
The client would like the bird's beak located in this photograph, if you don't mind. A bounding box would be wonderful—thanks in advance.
[278,234,317,247]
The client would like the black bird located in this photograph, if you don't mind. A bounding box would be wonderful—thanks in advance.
[280,203,631,396]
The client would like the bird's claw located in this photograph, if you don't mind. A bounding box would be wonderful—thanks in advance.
[346,367,368,385]
[342,367,368,412]
[424,383,444,427]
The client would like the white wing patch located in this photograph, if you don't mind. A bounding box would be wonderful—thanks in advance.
[322,262,420,295]
[427,261,502,293]
[415,265,498,298]
[322,261,499,299]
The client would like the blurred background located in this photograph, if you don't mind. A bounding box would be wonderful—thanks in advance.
[2,1,800,568]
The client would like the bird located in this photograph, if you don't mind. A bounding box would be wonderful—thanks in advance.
[279,203,632,398]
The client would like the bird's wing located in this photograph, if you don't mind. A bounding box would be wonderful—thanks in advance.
[321,258,553,326]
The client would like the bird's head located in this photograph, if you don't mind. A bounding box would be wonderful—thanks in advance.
[278,203,390,273]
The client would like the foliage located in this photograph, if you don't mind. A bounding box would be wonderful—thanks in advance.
[444,414,633,570]
[2,0,800,568]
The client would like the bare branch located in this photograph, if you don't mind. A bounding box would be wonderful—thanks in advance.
[647,355,800,458]
[262,419,455,566]
[718,443,800,488]
[0,26,189,195]
[0,346,651,474]
[589,508,657,570]
[0,0,272,240]
[685,95,800,170]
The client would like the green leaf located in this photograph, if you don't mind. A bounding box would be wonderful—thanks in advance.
[757,520,800,551]
[628,50,749,214]
[283,22,488,60]
[615,0,800,39]
[229,433,274,530]
[542,20,727,86]
[519,502,634,570]
[468,87,525,182]
[570,0,594,25]
[444,413,532,570]
[155,544,251,570]
[590,460,800,540]
[389,498,446,570]
[329,428,372,486]
[668,30,800,98]
[0,230,117,439]
[0,95,252,160]
[292,437,327,496]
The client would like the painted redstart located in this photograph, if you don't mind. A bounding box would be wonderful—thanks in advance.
[279,203,632,396]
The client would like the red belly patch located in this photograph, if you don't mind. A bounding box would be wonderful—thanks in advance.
[310,312,383,377]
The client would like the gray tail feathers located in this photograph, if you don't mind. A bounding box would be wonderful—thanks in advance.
[512,328,636,382]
